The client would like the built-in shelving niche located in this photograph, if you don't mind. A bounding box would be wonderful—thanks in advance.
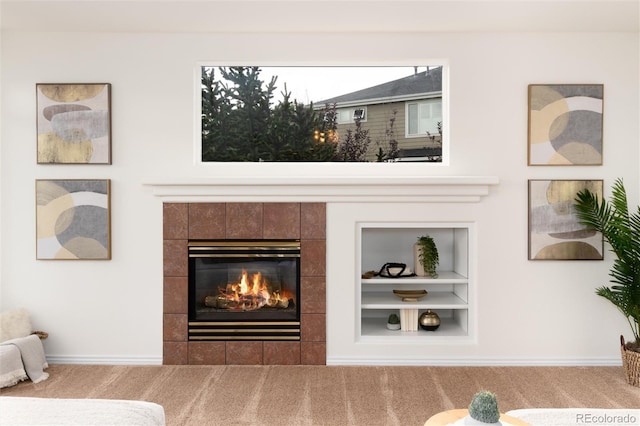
[357,223,474,343]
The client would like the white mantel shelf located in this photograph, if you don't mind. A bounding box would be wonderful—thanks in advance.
[143,175,499,203]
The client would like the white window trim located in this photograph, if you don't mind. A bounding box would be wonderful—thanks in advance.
[404,99,442,139]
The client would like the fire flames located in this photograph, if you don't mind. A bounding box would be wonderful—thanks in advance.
[208,269,293,311]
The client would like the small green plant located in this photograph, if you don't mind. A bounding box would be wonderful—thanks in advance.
[387,313,400,324]
[417,235,439,278]
[468,390,500,424]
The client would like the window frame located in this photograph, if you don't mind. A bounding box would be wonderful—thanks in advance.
[405,98,443,139]
[195,62,450,167]
[335,106,368,124]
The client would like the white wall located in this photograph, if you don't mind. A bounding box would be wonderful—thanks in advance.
[1,29,638,364]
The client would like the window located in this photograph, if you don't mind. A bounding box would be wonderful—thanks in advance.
[336,109,352,124]
[336,107,367,124]
[199,65,447,163]
[406,99,442,137]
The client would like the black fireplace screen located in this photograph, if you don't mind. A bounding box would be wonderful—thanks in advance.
[188,240,301,340]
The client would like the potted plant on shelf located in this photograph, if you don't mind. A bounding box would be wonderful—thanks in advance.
[386,313,401,330]
[415,235,439,278]
[574,178,640,387]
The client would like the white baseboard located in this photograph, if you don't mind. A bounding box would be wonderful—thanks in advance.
[326,357,623,366]
[46,355,622,367]
[46,355,163,365]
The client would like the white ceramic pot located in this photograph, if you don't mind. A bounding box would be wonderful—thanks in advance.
[413,243,425,276]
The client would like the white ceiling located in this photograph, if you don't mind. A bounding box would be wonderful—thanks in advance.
[1,0,639,33]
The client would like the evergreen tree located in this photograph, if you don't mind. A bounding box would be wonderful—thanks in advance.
[218,66,276,161]
[262,86,298,160]
[201,67,233,161]
[201,66,343,162]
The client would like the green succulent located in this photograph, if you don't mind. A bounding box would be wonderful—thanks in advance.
[468,390,500,424]
[388,313,400,324]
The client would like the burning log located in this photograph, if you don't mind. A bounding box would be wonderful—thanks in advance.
[203,269,295,311]
[204,295,230,309]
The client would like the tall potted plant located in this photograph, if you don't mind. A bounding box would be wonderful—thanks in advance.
[574,178,640,386]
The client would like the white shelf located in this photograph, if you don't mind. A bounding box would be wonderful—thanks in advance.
[361,291,467,309]
[358,223,473,342]
[361,271,467,284]
[360,317,468,339]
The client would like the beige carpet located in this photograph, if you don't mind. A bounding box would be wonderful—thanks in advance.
[0,365,639,426]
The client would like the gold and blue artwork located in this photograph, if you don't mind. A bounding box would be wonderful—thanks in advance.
[36,179,111,260]
[36,83,111,164]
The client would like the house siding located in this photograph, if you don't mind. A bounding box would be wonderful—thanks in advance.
[334,101,441,161]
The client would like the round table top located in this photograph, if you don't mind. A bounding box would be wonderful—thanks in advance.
[424,409,531,426]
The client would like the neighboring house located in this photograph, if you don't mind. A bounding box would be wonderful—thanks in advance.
[314,66,443,161]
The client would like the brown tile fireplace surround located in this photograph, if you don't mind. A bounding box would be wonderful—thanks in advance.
[163,202,326,365]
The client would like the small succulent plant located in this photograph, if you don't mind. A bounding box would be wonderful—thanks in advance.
[388,313,400,324]
[468,390,500,424]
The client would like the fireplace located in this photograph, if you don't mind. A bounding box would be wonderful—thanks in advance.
[162,201,327,365]
[156,180,495,365]
[188,240,301,341]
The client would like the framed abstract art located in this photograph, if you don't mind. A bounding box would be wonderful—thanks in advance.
[528,179,603,260]
[528,84,603,166]
[36,179,111,260]
[36,83,112,164]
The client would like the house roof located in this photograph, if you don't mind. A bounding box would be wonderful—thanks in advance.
[315,66,442,107]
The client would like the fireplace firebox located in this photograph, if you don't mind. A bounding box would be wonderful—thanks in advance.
[188,240,301,341]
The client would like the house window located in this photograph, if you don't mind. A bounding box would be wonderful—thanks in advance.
[353,108,365,121]
[406,99,442,137]
[336,107,367,124]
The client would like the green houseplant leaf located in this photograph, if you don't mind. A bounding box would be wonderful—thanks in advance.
[574,178,640,347]
[417,235,439,278]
